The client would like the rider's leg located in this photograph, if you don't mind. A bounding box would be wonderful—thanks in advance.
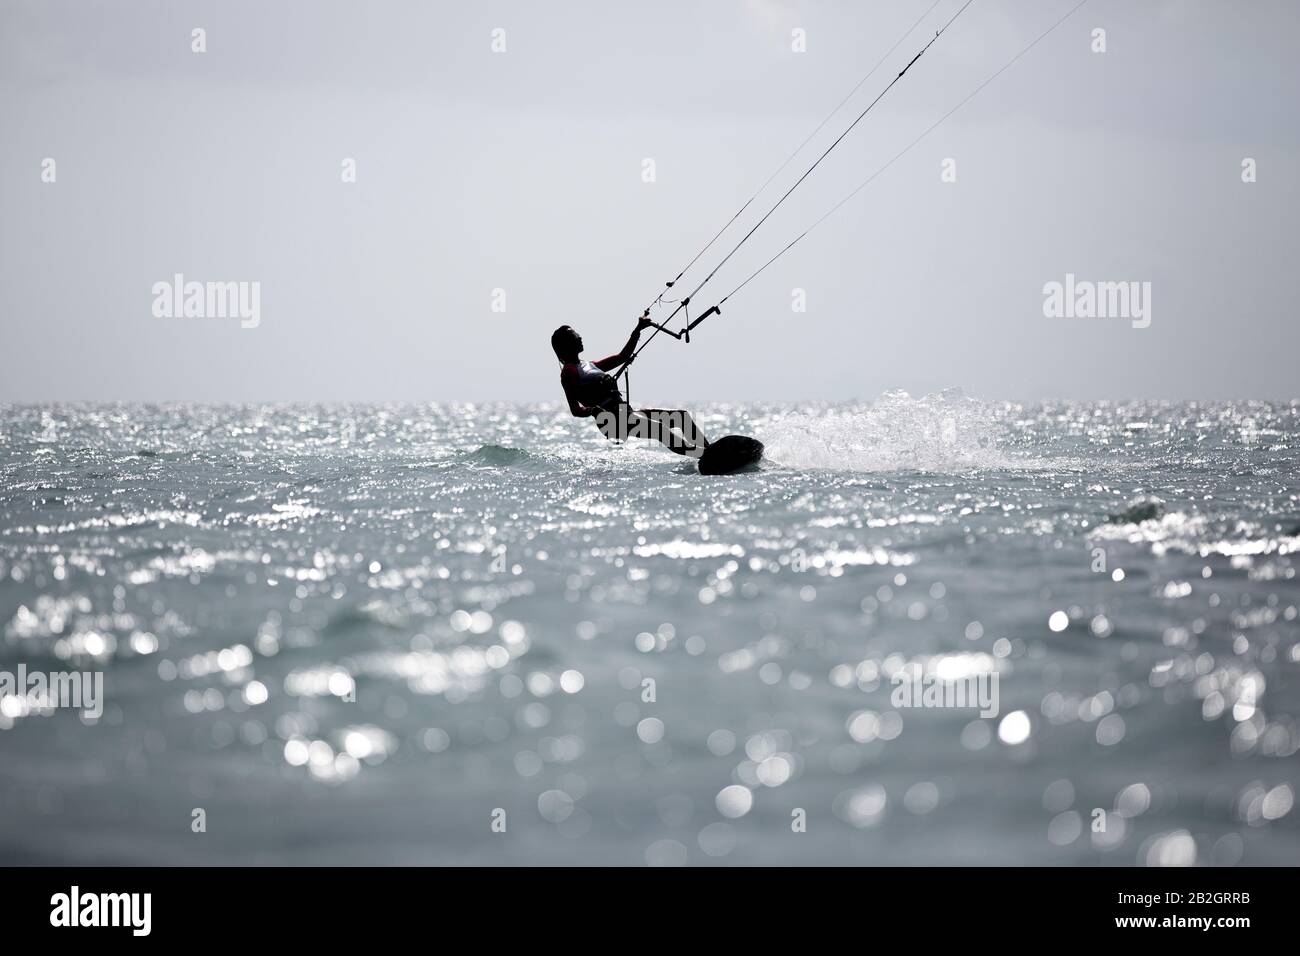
[639,408,710,450]
[593,404,632,443]
[628,409,696,456]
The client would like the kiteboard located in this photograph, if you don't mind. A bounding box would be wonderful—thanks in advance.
[698,435,764,475]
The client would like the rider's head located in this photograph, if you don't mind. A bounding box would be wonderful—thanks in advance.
[551,325,582,362]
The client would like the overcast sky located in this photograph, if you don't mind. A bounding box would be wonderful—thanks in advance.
[1,0,1297,403]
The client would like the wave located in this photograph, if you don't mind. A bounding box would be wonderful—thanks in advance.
[1106,496,1165,525]
[759,389,1019,473]
[463,444,539,468]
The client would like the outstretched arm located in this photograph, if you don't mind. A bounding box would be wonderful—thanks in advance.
[594,316,654,371]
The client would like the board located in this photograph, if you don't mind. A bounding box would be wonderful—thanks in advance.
[698,435,764,475]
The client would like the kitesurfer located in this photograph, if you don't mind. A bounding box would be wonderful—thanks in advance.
[551,320,710,456]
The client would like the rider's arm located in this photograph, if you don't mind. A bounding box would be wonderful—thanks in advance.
[594,316,654,371]
[560,367,595,418]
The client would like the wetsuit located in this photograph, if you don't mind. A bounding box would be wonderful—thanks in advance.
[559,360,624,413]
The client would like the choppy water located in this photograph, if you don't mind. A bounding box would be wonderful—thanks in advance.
[1,393,1297,865]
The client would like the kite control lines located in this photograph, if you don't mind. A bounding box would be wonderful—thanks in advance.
[609,0,977,403]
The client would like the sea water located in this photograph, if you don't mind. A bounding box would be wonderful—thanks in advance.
[1,392,1297,865]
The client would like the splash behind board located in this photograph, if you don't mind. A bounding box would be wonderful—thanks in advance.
[698,435,764,475]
